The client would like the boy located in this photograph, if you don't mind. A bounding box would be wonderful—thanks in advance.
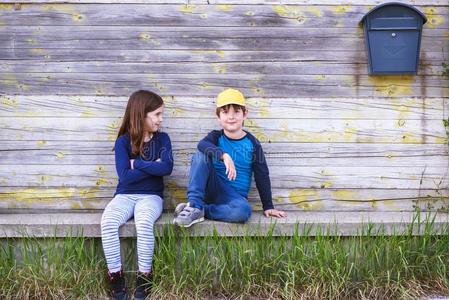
[173,88,286,227]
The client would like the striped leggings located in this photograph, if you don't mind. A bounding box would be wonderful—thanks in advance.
[101,194,163,273]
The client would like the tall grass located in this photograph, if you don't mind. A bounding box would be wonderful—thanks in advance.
[1,217,449,299]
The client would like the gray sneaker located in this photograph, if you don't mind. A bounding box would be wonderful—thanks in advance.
[174,202,188,218]
[173,205,205,228]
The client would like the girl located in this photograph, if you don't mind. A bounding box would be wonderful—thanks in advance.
[101,90,173,300]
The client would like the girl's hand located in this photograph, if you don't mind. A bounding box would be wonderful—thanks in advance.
[130,159,135,169]
[222,153,236,180]
[264,209,287,218]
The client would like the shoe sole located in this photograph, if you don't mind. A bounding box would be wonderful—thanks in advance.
[173,217,204,228]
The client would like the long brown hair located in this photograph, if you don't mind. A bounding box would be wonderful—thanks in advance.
[116,90,164,156]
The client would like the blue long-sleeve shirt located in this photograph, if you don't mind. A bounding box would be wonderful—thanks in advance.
[114,132,173,197]
[198,129,274,211]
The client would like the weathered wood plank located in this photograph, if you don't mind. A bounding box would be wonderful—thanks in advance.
[2,26,446,39]
[0,117,446,144]
[2,49,445,63]
[1,141,448,167]
[0,73,446,97]
[0,61,445,76]
[0,28,446,52]
[1,96,447,120]
[0,27,446,49]
[0,4,447,28]
[0,187,448,212]
[0,1,446,5]
[3,211,449,238]
[0,164,447,189]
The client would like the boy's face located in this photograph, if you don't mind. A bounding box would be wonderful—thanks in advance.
[217,105,248,133]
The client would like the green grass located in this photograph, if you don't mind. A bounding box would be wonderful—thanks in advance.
[1,217,449,300]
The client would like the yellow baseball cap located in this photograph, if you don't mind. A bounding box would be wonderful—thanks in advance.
[216,88,245,107]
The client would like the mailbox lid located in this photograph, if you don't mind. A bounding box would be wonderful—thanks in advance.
[360,2,427,27]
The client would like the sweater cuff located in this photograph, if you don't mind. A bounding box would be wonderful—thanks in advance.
[263,204,274,211]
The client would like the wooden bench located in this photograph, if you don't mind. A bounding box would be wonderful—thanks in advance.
[0,2,448,241]
[1,211,448,238]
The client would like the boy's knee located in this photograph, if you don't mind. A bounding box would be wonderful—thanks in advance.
[241,202,252,222]
[230,202,252,223]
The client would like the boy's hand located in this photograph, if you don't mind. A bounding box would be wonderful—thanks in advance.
[130,159,135,169]
[264,209,287,218]
[222,153,236,180]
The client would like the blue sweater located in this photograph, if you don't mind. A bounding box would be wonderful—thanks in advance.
[212,134,253,198]
[114,132,173,197]
[198,129,274,211]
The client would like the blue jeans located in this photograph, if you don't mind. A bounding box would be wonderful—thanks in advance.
[187,151,252,223]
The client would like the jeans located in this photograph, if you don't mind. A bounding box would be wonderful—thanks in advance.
[187,151,252,223]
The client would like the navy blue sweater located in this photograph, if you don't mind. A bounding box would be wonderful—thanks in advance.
[198,129,274,211]
[114,132,173,197]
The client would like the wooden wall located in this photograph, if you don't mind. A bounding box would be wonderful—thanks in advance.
[0,0,448,213]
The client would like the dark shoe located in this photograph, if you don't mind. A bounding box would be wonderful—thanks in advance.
[108,269,128,300]
[133,271,153,300]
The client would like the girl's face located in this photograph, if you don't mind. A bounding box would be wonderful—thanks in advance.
[145,105,164,133]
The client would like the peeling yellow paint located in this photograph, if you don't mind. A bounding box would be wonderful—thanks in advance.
[107,119,121,141]
[397,119,406,127]
[382,200,397,209]
[272,5,306,22]
[0,188,74,203]
[96,165,107,174]
[288,189,321,210]
[72,13,84,22]
[55,151,65,159]
[37,140,46,147]
[434,136,448,144]
[154,82,166,92]
[30,48,45,55]
[401,132,421,143]
[1,96,18,107]
[368,75,414,97]
[27,38,37,45]
[315,74,326,80]
[217,4,233,12]
[96,178,111,186]
[139,33,151,40]
[192,50,225,58]
[424,7,444,29]
[201,82,211,89]
[81,109,96,117]
[305,7,323,17]
[18,84,30,91]
[247,98,271,118]
[245,119,269,142]
[178,5,196,14]
[0,4,14,10]
[331,190,357,201]
[166,180,187,209]
[170,107,184,117]
[343,127,358,142]
[40,175,51,182]
[321,181,333,188]
[333,5,352,14]
[244,11,254,16]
